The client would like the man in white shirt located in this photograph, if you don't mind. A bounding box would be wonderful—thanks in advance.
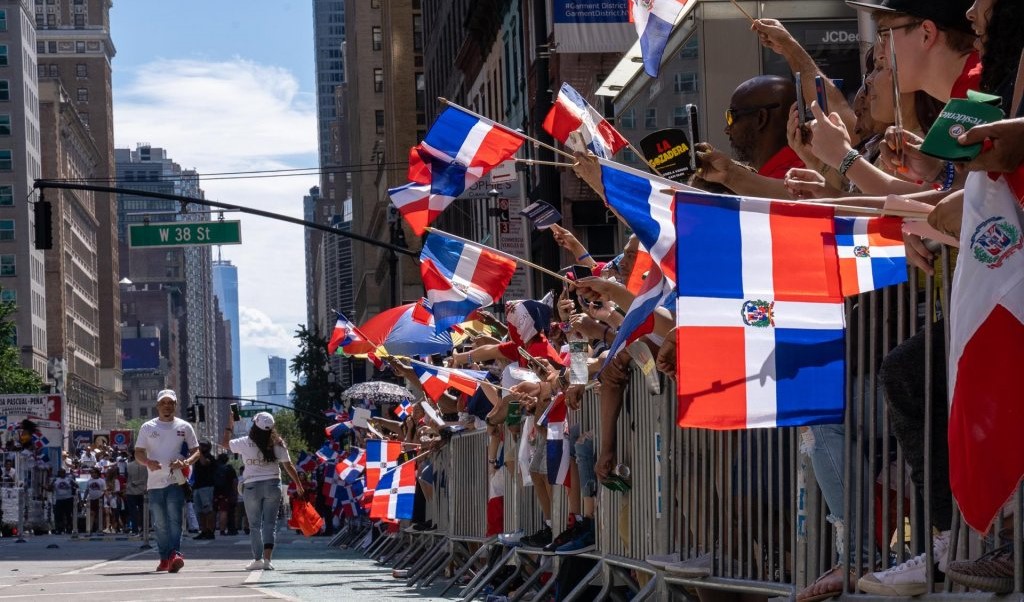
[134,389,199,574]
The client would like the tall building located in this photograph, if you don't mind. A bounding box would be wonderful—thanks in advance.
[212,256,239,396]
[0,0,47,378]
[35,0,122,418]
[255,355,288,407]
[312,0,345,173]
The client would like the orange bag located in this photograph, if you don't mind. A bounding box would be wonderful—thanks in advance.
[290,498,324,537]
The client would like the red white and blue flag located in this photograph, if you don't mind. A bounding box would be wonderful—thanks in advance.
[388,181,457,236]
[322,461,342,506]
[540,394,572,487]
[599,159,679,284]
[336,484,361,518]
[601,262,673,371]
[296,451,319,473]
[365,439,403,490]
[835,216,907,296]
[393,399,413,421]
[542,82,628,159]
[415,106,524,186]
[412,363,485,401]
[328,311,366,356]
[324,401,346,422]
[370,459,417,521]
[337,447,365,484]
[325,419,353,441]
[420,233,517,332]
[674,192,846,429]
[316,441,340,463]
[629,0,690,77]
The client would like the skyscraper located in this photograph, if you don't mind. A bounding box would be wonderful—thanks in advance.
[256,355,289,407]
[212,256,240,396]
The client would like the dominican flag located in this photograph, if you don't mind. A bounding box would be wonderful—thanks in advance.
[322,462,342,506]
[600,159,679,284]
[327,311,366,356]
[324,401,345,421]
[370,459,417,520]
[542,82,628,159]
[674,192,846,429]
[420,233,517,332]
[412,363,485,401]
[337,485,361,518]
[602,262,673,371]
[325,420,353,441]
[394,399,413,421]
[337,447,366,483]
[417,106,524,185]
[629,0,690,77]
[388,181,456,236]
[541,394,572,487]
[365,439,403,490]
[316,441,340,463]
[296,451,319,473]
[835,217,907,296]
[31,433,49,450]
[948,173,1024,532]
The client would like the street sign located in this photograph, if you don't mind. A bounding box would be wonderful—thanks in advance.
[128,220,242,248]
[238,408,268,418]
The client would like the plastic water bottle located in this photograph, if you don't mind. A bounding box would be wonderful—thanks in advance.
[569,332,588,385]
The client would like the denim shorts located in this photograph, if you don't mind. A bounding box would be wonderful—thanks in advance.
[573,428,597,497]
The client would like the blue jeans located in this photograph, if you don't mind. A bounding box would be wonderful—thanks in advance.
[149,485,185,560]
[572,426,598,498]
[242,478,282,561]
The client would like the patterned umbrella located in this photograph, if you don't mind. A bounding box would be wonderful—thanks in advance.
[343,302,452,357]
[340,381,415,406]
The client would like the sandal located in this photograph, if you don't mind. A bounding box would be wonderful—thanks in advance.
[796,564,858,602]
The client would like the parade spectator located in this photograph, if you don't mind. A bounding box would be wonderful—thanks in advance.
[50,468,76,534]
[125,451,147,535]
[191,441,217,540]
[103,466,122,533]
[135,388,200,573]
[214,452,239,536]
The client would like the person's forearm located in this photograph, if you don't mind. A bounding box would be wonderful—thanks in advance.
[845,157,931,196]
[724,167,792,198]
[782,45,858,142]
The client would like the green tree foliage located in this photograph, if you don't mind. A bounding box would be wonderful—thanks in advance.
[289,324,332,448]
[271,409,308,462]
[0,289,46,394]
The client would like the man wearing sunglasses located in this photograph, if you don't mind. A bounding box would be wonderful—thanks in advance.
[695,75,803,198]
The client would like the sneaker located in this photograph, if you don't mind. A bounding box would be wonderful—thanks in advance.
[947,544,1014,594]
[155,559,170,572]
[520,526,552,548]
[666,552,713,578]
[646,553,681,569]
[245,559,265,571]
[497,530,524,546]
[392,568,410,579]
[168,552,185,573]
[543,521,582,554]
[262,560,275,571]
[857,531,949,596]
[556,519,595,555]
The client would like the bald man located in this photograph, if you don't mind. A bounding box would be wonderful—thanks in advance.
[696,75,803,197]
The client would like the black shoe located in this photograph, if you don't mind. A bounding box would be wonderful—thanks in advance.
[520,526,552,548]
[227,530,239,536]
[543,521,582,553]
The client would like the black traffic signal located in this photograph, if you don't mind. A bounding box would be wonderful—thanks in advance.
[196,403,206,423]
[185,405,196,422]
[34,200,52,250]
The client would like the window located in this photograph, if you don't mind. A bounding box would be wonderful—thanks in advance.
[0,186,11,206]
[79,111,89,126]
[0,255,14,277]
[0,220,12,241]
[37,64,45,78]
[47,64,57,77]
[35,13,42,28]
[0,150,11,171]
[46,13,55,27]
[375,110,384,134]
[0,288,14,303]
[644,108,657,129]
[372,26,382,51]
[123,408,132,420]
[0,115,10,136]
[74,13,84,28]
[0,45,8,67]
[76,63,87,77]
[674,72,698,93]
[371,0,380,6]
[619,108,635,129]
[415,72,425,112]
[0,10,7,32]
[47,41,56,53]
[76,41,86,53]
[373,68,383,93]
[673,106,688,126]
[622,148,638,164]
[37,41,44,54]
[77,88,88,102]
[679,38,699,60]
[413,15,423,53]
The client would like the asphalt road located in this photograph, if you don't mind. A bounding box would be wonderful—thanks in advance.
[0,530,453,601]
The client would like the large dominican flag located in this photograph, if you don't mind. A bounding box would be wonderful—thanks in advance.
[948,173,1024,532]
[388,182,457,236]
[365,439,402,491]
[629,0,689,77]
[674,191,846,429]
[370,460,417,521]
[542,82,628,159]
[420,233,517,332]
[835,216,907,296]
[418,106,524,182]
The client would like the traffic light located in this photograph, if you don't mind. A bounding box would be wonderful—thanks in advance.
[185,405,196,422]
[34,200,52,250]
[196,403,206,423]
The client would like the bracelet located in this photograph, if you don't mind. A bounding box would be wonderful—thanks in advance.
[837,149,861,176]
[466,352,472,364]
[933,161,955,192]
[577,252,591,262]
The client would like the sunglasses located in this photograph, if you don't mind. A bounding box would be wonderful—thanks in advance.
[875,20,922,42]
[725,103,781,127]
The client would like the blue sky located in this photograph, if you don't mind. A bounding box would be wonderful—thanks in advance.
[111,2,320,397]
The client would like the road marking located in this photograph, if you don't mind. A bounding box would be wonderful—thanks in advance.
[244,570,263,583]
[59,548,153,575]
[23,575,240,586]
[0,585,243,599]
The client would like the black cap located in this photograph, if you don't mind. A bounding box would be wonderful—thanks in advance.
[845,0,974,34]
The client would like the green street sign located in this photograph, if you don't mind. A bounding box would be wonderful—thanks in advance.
[237,408,267,418]
[128,220,242,248]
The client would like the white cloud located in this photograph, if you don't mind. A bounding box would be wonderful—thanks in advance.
[114,58,319,391]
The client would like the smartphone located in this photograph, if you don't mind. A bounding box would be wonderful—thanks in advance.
[230,403,240,422]
[571,264,591,280]
[560,266,580,309]
[795,72,807,125]
[518,347,550,376]
[814,75,829,115]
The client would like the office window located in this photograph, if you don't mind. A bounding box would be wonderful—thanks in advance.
[373,68,383,93]
[0,115,10,136]
[47,41,56,53]
[644,108,657,129]
[622,148,638,164]
[673,106,688,126]
[0,11,7,33]
[375,110,384,134]
[0,186,11,205]
[413,15,423,53]
[0,150,11,171]
[48,64,57,77]
[76,63,87,77]
[674,72,698,93]
[35,13,42,28]
[0,288,14,303]
[75,41,85,53]
[73,13,84,28]
[37,64,45,78]
[679,38,699,60]
[0,45,8,67]
[619,108,635,129]
[37,41,44,54]
[77,88,88,102]
[415,72,425,111]
[372,26,382,51]
[0,255,14,277]
[0,220,12,241]
[46,13,55,27]
[123,408,132,420]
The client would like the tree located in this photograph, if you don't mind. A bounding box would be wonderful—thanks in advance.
[289,324,334,448]
[271,409,308,461]
[0,289,46,394]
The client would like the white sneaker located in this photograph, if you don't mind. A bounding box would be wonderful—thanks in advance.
[857,531,950,596]
[262,560,275,571]
[245,559,264,571]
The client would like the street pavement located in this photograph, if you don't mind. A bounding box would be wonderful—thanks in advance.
[0,530,454,601]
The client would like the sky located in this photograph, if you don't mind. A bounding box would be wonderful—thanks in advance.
[111,2,320,397]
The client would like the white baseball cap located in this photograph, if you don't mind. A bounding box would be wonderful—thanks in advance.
[253,412,275,430]
[156,389,177,403]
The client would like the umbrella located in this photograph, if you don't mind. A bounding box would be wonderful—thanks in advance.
[345,303,452,357]
[340,381,415,406]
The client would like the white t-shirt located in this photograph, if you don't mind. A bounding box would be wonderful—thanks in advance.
[85,477,106,501]
[228,436,288,484]
[136,417,198,490]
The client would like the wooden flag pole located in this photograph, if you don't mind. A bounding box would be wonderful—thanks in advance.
[425,226,572,284]
[438,97,578,161]
[730,0,757,23]
[403,357,519,395]
[515,158,578,168]
[657,187,932,219]
[624,140,666,177]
